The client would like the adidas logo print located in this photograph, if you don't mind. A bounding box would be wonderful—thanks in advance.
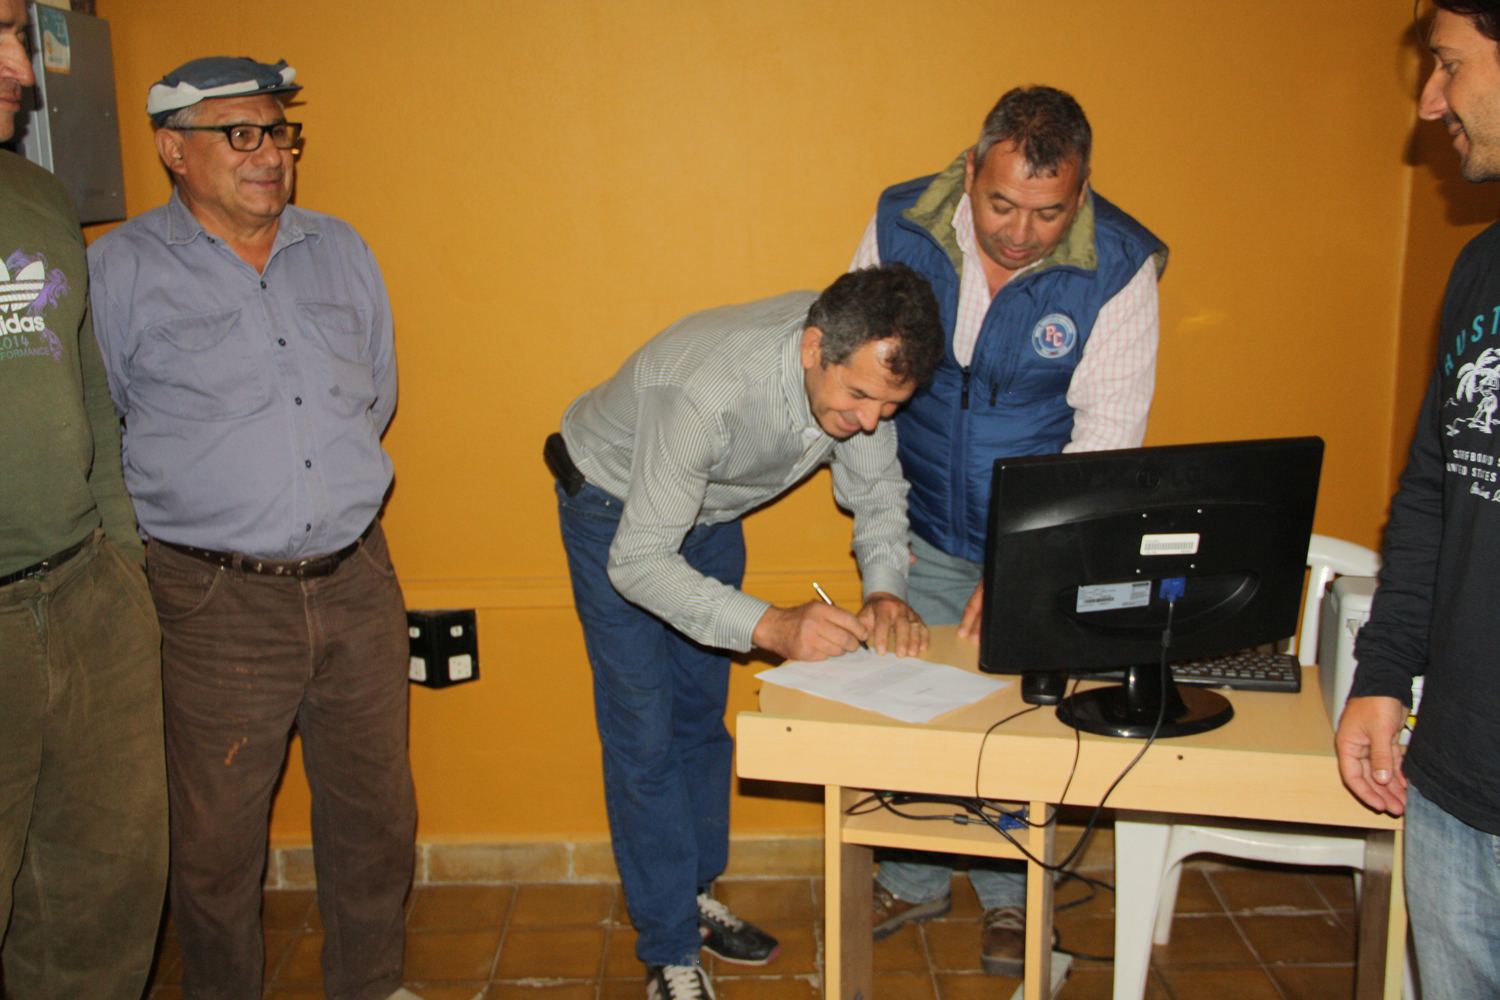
[0,258,45,316]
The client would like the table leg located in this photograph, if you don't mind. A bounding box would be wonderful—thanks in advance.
[1387,830,1408,1000]
[826,786,873,1000]
[1354,828,1403,1000]
[1024,801,1056,1000]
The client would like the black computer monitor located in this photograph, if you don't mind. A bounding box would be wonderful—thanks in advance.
[977,437,1323,738]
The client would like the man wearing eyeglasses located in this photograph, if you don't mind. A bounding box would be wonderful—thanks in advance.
[88,58,421,1000]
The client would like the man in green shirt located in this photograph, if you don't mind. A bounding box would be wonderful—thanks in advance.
[0,1,168,994]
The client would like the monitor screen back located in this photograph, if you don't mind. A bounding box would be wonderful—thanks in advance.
[978,437,1323,675]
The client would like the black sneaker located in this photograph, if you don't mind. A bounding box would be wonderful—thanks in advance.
[696,892,781,965]
[645,962,715,1000]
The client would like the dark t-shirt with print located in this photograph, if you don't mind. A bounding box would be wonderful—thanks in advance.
[1352,216,1500,834]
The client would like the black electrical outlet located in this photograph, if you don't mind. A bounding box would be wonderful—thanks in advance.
[407,609,479,688]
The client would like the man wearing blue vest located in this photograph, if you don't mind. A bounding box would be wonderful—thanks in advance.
[851,86,1167,975]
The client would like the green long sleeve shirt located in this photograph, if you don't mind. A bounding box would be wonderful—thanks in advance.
[0,150,142,576]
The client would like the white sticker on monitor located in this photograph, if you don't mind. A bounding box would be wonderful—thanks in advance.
[1140,533,1200,556]
[1076,581,1152,613]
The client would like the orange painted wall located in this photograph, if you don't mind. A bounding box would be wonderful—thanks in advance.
[86,0,1453,844]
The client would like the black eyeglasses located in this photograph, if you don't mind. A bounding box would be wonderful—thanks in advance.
[174,122,303,152]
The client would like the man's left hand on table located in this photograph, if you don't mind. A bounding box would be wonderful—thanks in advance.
[859,591,928,658]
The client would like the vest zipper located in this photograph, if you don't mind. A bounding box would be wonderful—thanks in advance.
[960,367,970,409]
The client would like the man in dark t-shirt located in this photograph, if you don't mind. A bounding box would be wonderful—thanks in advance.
[1337,3,1500,997]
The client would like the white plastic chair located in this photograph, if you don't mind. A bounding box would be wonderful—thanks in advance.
[1111,535,1411,1000]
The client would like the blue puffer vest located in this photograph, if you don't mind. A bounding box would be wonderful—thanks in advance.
[879,154,1166,563]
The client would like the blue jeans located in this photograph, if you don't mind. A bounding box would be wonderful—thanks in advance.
[557,483,743,966]
[1406,782,1500,999]
[875,533,1026,911]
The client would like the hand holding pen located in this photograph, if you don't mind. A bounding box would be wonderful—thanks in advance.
[749,584,871,661]
[813,582,868,650]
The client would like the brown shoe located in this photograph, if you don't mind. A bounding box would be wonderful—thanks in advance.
[872,881,951,940]
[981,906,1025,976]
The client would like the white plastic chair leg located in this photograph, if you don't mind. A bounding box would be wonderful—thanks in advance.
[1152,860,1184,945]
[1113,813,1172,1000]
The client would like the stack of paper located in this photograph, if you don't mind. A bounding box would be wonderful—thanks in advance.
[756,649,1011,723]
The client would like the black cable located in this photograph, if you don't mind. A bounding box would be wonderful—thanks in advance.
[1043,595,1184,966]
[1085,596,1178,816]
[974,701,1044,811]
[1065,594,1183,848]
[1057,944,1115,963]
[1052,868,1114,913]
[1052,870,1117,962]
[846,595,1181,903]
[846,790,1125,960]
[1051,674,1085,810]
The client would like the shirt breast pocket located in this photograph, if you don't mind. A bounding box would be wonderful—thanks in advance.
[137,308,271,420]
[296,301,378,417]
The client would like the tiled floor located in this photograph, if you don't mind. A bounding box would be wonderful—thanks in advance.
[145,857,1360,1000]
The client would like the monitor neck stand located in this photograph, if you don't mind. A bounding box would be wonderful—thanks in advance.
[1056,662,1234,738]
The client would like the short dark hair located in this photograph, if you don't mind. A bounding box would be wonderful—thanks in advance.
[806,264,944,387]
[1432,0,1500,42]
[973,85,1092,179]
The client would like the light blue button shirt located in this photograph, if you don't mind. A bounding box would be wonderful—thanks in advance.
[88,192,396,560]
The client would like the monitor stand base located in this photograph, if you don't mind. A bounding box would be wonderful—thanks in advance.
[1057,685,1234,739]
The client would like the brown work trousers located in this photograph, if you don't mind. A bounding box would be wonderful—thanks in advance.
[0,533,168,999]
[148,522,416,1000]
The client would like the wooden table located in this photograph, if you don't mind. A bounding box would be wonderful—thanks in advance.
[735,626,1404,1000]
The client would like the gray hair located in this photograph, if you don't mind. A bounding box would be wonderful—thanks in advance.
[973,86,1091,179]
[154,102,205,130]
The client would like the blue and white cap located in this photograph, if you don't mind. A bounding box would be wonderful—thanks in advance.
[147,57,301,124]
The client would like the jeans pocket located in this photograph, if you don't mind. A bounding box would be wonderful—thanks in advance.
[146,556,222,621]
[102,538,158,621]
[558,482,623,523]
[354,536,398,579]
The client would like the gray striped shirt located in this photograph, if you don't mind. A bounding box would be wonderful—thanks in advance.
[562,291,911,652]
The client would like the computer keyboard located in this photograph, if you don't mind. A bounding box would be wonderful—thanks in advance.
[1170,650,1302,693]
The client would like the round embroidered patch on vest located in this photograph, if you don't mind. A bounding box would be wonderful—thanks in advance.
[1031,313,1078,359]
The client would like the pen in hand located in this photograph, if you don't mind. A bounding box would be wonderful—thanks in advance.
[812,581,869,651]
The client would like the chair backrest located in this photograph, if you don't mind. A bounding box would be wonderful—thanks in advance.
[1291,534,1381,662]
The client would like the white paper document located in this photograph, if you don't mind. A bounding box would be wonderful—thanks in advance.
[755,649,1012,724]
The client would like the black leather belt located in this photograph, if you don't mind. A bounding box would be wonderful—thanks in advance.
[544,432,586,497]
[0,535,91,588]
[157,520,377,580]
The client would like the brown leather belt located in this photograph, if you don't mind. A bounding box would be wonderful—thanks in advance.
[0,534,91,588]
[156,520,377,580]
